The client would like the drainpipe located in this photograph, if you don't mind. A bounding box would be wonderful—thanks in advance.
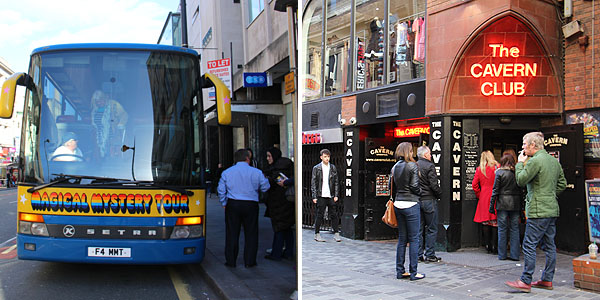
[180,0,188,48]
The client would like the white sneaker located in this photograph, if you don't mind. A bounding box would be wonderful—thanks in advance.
[314,233,325,242]
[334,232,342,242]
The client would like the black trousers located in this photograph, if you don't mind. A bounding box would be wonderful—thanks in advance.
[314,197,339,233]
[225,199,259,266]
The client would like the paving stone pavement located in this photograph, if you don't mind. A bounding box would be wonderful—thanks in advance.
[302,229,600,300]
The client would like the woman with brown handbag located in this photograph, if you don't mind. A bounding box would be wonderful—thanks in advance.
[391,142,425,281]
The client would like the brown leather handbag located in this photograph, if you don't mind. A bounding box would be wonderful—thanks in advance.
[382,175,397,228]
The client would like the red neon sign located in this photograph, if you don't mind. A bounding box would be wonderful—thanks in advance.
[394,125,430,138]
[470,44,537,96]
[302,133,322,144]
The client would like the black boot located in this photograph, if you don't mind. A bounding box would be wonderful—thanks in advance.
[491,226,498,255]
[482,225,492,253]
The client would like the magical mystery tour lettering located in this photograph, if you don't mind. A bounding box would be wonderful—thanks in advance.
[30,191,190,214]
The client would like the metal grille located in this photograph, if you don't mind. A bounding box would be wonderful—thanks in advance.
[310,112,319,127]
[302,143,345,231]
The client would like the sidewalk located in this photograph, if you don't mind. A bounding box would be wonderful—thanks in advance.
[192,194,296,300]
[302,229,600,300]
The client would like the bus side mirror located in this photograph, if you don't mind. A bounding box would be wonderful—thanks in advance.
[1,72,32,119]
[202,73,231,125]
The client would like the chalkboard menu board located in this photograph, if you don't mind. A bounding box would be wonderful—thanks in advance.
[464,133,479,201]
[585,180,600,243]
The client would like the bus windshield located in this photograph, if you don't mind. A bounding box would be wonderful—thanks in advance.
[21,49,203,186]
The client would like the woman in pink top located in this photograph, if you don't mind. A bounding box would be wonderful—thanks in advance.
[472,150,498,254]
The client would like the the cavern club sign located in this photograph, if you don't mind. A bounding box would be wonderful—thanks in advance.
[394,125,430,138]
[470,43,536,96]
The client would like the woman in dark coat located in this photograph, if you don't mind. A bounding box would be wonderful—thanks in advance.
[264,147,295,260]
[490,154,522,261]
[392,142,424,281]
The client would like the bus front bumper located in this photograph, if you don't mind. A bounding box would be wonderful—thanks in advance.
[17,235,205,264]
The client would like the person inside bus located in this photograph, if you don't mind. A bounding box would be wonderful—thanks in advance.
[90,90,128,158]
[52,132,83,162]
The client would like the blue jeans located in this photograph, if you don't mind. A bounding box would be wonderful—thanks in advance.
[270,228,294,259]
[521,217,557,284]
[497,210,520,260]
[395,204,421,279]
[418,199,438,258]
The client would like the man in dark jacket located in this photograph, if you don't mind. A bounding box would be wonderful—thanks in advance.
[416,146,442,263]
[311,149,340,242]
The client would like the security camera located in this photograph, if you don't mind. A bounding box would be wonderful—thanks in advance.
[339,118,347,125]
[349,117,357,125]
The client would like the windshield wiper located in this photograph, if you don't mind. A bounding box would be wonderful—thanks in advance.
[89,180,194,196]
[27,174,125,193]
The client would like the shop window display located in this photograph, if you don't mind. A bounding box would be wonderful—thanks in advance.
[302,0,426,100]
[303,1,323,101]
[388,0,426,84]
[355,0,385,90]
[325,0,352,97]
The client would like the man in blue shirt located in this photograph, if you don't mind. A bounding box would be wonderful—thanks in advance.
[218,149,270,268]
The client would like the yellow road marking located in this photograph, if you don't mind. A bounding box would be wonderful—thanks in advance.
[1,245,16,255]
[168,266,193,300]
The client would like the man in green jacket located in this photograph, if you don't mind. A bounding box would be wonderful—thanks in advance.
[506,132,566,293]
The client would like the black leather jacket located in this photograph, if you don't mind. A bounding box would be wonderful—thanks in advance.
[391,158,421,202]
[417,158,442,200]
[490,168,522,211]
[311,162,339,199]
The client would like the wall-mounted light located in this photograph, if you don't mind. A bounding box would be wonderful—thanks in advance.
[562,20,584,39]
[499,117,512,124]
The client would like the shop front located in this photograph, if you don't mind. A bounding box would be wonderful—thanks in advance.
[427,2,587,253]
[302,0,428,239]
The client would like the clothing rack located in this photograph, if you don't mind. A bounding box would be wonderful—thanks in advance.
[393,11,426,25]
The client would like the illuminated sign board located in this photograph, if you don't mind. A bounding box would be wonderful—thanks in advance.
[470,44,537,96]
[446,15,560,114]
[394,125,430,138]
[243,72,268,88]
[302,132,322,144]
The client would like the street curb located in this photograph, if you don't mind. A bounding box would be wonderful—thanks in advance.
[190,248,258,300]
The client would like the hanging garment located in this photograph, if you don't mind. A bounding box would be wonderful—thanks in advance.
[396,22,409,65]
[413,17,426,62]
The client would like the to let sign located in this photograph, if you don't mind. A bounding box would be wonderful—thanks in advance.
[206,58,232,100]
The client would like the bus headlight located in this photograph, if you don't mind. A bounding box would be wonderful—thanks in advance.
[170,225,203,239]
[171,226,190,239]
[31,223,49,236]
[19,221,32,234]
[19,221,49,236]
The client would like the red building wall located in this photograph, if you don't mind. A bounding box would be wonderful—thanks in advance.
[426,0,562,116]
[565,1,600,111]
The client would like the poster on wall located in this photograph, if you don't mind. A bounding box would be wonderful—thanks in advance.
[463,133,479,201]
[585,180,600,243]
[566,111,600,161]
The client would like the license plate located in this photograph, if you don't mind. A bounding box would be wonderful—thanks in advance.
[88,247,131,257]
